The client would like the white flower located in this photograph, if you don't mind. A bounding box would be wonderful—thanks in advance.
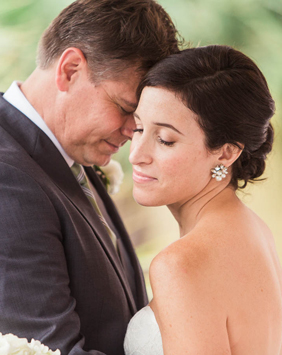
[0,336,10,355]
[0,333,60,355]
[102,159,124,195]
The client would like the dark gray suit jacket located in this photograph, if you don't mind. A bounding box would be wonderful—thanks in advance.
[0,95,148,355]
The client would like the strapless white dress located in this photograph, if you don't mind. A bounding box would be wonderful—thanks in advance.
[124,305,164,355]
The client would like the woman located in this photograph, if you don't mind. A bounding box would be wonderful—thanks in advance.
[124,45,282,354]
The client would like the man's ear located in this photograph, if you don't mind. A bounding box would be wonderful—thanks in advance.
[55,47,87,92]
[217,143,244,168]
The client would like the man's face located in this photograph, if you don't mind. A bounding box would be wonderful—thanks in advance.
[51,67,140,166]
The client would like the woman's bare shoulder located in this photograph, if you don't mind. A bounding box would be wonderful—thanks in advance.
[149,228,232,353]
[149,225,227,295]
[148,209,257,298]
[149,206,279,307]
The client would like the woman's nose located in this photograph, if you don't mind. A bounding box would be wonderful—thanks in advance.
[129,134,152,165]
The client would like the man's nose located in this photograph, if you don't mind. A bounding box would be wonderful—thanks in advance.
[121,114,136,139]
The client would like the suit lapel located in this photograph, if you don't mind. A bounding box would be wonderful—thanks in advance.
[34,133,138,315]
[0,96,138,314]
[85,167,148,309]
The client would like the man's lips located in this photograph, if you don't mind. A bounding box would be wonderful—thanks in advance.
[132,169,157,183]
[104,140,127,152]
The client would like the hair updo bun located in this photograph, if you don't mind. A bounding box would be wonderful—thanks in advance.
[232,123,274,188]
[139,45,275,189]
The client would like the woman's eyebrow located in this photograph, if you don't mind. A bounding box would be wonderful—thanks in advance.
[134,112,184,135]
[152,122,184,135]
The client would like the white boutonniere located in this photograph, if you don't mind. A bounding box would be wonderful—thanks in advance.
[0,333,60,355]
[94,159,124,195]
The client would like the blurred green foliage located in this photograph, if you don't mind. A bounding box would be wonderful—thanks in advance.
[0,0,281,296]
[161,0,282,111]
[0,0,72,89]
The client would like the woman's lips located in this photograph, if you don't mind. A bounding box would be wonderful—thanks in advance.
[132,169,157,183]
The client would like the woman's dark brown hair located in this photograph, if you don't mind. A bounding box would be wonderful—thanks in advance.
[139,45,275,189]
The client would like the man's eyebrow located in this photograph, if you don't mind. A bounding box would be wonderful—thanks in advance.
[133,112,183,135]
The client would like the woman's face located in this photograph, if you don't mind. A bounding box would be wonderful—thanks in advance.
[129,87,217,207]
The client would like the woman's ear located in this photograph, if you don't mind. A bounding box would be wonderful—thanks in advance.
[55,47,87,92]
[217,143,244,168]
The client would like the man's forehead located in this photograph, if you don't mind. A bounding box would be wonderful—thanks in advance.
[100,67,143,108]
[113,79,141,109]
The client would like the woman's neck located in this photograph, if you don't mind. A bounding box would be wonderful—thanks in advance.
[167,181,239,237]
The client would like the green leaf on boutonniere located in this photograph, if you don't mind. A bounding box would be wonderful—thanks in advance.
[93,165,110,190]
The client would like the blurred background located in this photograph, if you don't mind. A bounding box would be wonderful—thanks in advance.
[1,0,281,298]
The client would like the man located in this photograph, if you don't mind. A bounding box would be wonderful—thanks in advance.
[0,1,179,354]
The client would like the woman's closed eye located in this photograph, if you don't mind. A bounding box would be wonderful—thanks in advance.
[133,129,175,147]
[158,137,175,147]
[133,128,143,133]
[133,127,175,147]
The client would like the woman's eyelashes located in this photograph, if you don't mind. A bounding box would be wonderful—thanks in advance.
[158,137,175,147]
[132,128,175,147]
[133,128,143,133]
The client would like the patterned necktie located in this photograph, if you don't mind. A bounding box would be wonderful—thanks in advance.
[71,162,117,251]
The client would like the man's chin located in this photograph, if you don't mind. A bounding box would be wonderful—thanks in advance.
[96,155,112,167]
[70,150,112,167]
[86,155,112,167]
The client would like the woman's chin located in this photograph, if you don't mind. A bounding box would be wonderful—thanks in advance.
[133,191,164,207]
